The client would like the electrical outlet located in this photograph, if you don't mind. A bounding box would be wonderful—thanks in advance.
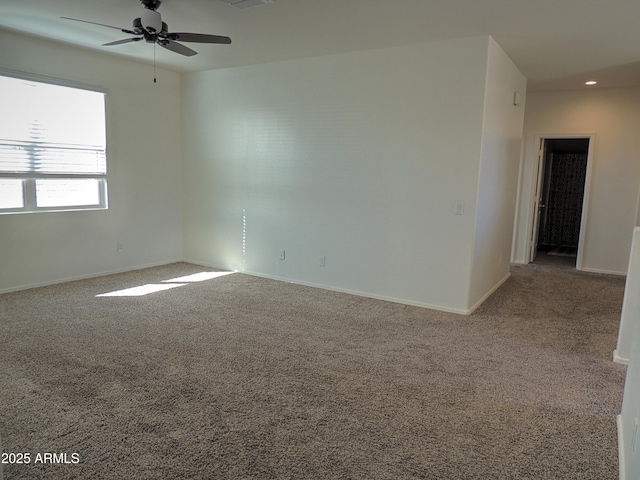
[279,249,286,260]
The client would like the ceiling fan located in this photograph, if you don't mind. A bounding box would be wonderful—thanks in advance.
[62,0,231,57]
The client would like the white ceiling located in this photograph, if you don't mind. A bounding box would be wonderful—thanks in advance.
[2,0,640,92]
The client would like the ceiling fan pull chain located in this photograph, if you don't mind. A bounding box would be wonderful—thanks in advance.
[154,42,157,83]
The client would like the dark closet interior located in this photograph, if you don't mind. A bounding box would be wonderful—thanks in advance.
[537,138,589,258]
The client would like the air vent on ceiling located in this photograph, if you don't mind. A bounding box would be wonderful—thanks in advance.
[219,0,273,9]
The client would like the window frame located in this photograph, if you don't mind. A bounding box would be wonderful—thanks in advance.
[0,70,109,215]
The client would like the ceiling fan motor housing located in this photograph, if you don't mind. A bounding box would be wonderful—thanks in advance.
[141,0,162,10]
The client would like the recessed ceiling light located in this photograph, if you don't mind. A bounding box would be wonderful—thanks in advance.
[585,80,597,86]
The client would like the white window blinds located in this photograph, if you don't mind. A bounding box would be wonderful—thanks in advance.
[0,75,106,175]
[0,73,108,213]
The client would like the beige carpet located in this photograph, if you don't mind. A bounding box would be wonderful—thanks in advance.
[0,260,627,479]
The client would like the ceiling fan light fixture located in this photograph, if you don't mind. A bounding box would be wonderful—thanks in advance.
[141,8,162,34]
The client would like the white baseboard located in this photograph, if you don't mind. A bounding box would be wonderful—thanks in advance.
[580,266,627,276]
[183,259,515,315]
[613,349,630,365]
[3,256,515,317]
[0,258,183,295]
[181,258,233,272]
[467,272,511,314]
[186,263,484,316]
[246,270,475,314]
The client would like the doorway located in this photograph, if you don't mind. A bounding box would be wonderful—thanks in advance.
[530,137,590,267]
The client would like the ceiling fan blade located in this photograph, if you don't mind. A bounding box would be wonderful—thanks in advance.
[103,37,144,46]
[166,33,231,44]
[61,17,138,35]
[159,40,198,57]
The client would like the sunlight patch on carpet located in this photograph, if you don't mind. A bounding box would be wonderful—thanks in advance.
[96,283,187,297]
[163,271,235,283]
[95,271,235,297]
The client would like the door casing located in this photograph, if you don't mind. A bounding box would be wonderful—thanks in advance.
[525,133,595,270]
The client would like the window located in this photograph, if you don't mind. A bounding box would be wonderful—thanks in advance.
[0,73,107,213]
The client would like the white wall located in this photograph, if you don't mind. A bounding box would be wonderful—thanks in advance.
[617,230,640,478]
[469,38,527,309]
[0,30,183,292]
[619,355,640,480]
[616,226,640,365]
[0,31,525,311]
[513,87,640,274]
[182,36,524,313]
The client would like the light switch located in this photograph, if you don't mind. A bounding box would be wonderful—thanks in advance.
[455,202,465,215]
